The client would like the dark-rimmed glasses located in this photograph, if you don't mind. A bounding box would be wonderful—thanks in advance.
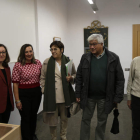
[89,43,101,47]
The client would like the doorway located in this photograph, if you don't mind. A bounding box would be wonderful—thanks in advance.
[133,24,140,59]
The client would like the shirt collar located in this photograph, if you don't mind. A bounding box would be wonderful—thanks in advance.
[92,49,105,59]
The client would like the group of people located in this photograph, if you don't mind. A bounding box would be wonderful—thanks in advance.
[0,33,139,140]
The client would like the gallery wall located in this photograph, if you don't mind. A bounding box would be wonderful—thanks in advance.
[66,0,140,94]
[0,0,38,62]
[36,0,68,63]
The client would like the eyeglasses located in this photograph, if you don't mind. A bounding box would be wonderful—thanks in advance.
[0,52,6,55]
[89,43,101,47]
[50,48,58,52]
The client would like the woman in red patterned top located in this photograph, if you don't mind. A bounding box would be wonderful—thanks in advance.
[12,44,42,140]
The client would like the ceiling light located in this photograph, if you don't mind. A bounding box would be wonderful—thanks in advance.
[87,0,99,12]
[91,2,98,11]
[87,0,94,4]
[93,11,96,14]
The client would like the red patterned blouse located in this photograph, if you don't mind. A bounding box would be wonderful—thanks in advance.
[12,59,42,89]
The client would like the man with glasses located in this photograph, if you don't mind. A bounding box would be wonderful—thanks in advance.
[75,34,125,140]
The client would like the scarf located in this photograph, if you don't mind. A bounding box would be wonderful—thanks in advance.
[43,54,76,112]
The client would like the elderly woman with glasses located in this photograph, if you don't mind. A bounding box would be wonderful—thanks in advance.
[12,44,42,140]
[0,44,14,123]
[40,41,76,140]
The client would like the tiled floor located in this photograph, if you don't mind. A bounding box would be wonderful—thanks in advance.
[36,95,132,140]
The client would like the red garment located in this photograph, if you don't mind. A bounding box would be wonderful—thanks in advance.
[0,67,14,113]
[12,59,42,89]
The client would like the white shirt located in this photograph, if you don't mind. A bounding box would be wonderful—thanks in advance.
[56,61,61,72]
[127,56,140,100]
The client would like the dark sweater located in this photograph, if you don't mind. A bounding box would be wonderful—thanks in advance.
[88,53,107,99]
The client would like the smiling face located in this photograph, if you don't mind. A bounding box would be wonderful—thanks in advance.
[50,45,63,59]
[25,46,33,63]
[89,40,103,56]
[0,47,6,63]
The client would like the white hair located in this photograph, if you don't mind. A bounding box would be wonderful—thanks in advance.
[87,34,104,45]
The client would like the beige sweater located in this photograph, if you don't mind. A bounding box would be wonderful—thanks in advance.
[127,56,140,100]
[40,57,76,103]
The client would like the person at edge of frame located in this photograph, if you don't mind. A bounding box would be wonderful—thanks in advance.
[127,56,140,140]
[0,44,14,123]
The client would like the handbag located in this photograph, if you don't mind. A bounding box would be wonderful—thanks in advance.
[69,102,80,116]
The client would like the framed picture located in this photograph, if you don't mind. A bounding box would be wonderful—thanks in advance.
[84,20,108,53]
[53,37,61,41]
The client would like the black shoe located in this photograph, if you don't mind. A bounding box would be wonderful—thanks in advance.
[33,134,38,140]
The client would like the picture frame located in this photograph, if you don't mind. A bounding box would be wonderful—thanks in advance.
[84,20,108,53]
[53,37,61,41]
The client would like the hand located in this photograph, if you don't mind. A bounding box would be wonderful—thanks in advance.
[113,102,118,109]
[127,100,131,109]
[16,102,22,110]
[66,73,73,82]
[76,98,80,103]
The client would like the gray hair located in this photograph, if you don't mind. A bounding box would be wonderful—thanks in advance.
[87,34,104,45]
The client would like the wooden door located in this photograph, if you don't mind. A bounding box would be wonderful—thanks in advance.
[133,24,140,59]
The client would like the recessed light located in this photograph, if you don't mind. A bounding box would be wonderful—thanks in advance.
[87,0,94,4]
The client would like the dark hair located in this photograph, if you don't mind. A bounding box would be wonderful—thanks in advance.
[50,41,64,53]
[0,44,10,67]
[17,44,36,65]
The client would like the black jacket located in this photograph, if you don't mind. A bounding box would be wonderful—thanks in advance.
[75,48,125,114]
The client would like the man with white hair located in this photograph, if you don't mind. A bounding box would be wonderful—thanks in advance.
[75,34,125,140]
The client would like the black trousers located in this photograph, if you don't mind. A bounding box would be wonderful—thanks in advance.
[19,86,42,140]
[0,96,11,123]
[131,95,140,140]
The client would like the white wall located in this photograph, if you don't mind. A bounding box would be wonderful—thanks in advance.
[36,0,68,63]
[0,0,37,62]
[66,0,140,94]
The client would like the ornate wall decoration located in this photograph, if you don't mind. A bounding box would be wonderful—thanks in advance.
[85,20,108,29]
[84,20,108,53]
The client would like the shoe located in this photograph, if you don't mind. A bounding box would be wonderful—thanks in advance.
[33,134,38,140]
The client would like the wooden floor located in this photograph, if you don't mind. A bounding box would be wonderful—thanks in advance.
[36,95,132,140]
